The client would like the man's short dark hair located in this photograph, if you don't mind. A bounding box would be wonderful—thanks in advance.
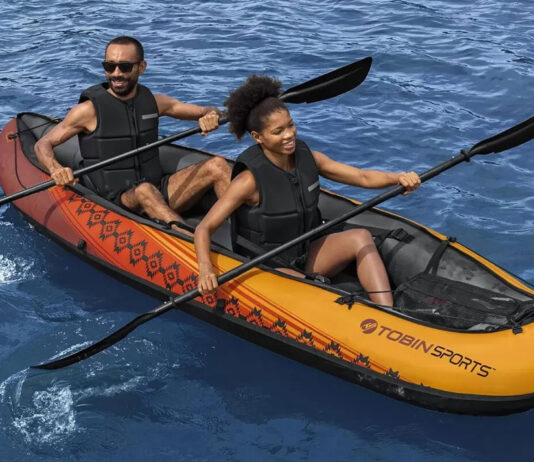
[105,36,144,61]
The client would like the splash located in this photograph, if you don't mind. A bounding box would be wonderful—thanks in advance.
[12,384,77,446]
[0,338,172,448]
[1,371,78,447]
[0,369,28,405]
[0,254,35,284]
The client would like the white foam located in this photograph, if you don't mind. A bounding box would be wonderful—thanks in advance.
[0,347,168,448]
[75,374,144,399]
[1,370,77,446]
[0,254,35,284]
[12,384,77,445]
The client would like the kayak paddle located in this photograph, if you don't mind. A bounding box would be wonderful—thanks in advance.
[32,112,534,370]
[0,57,372,207]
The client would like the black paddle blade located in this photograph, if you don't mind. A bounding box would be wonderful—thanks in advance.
[0,58,372,209]
[467,115,534,156]
[280,56,372,104]
[31,300,176,370]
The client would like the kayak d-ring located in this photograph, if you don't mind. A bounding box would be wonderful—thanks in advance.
[76,239,87,252]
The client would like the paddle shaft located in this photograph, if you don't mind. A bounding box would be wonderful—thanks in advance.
[0,121,222,207]
[155,150,474,311]
[134,153,470,312]
[32,80,534,370]
[1,56,373,208]
[32,149,476,369]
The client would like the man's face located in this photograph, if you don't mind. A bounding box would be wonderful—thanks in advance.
[103,43,146,98]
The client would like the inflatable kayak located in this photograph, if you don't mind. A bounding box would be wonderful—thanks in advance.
[2,112,534,416]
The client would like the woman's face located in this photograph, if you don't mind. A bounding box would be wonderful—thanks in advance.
[251,109,297,156]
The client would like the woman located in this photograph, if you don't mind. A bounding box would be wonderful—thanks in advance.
[194,75,420,306]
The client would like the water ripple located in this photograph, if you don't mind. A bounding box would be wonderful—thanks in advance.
[1,0,534,460]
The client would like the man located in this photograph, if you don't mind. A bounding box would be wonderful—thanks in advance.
[35,36,231,233]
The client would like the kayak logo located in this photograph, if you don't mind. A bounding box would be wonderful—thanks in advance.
[360,319,378,334]
[360,321,495,378]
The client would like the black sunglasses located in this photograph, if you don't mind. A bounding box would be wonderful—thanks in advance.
[101,61,140,73]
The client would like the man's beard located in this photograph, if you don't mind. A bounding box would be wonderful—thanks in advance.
[107,75,138,97]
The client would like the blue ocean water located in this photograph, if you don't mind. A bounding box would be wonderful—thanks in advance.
[0,0,533,460]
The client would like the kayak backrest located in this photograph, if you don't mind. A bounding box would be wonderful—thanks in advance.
[158,144,218,174]
[53,133,84,171]
[17,112,84,171]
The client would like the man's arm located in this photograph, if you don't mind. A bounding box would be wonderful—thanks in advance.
[154,93,220,135]
[312,150,421,194]
[35,101,96,186]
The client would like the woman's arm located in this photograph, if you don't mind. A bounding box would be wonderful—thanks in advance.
[194,170,258,294]
[312,150,420,194]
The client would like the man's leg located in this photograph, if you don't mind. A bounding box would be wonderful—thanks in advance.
[166,157,231,213]
[120,183,192,235]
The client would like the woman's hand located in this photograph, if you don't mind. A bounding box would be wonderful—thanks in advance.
[398,171,421,195]
[198,262,219,295]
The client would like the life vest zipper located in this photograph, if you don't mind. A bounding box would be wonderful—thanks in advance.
[127,100,142,182]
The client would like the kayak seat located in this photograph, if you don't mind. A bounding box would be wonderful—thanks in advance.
[158,143,235,249]
[159,144,215,175]
[17,113,99,192]
[174,186,234,251]
[52,134,99,192]
[329,270,366,294]
[53,134,83,170]
[19,116,82,171]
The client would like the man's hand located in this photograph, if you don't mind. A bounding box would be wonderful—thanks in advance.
[198,110,220,135]
[49,166,77,186]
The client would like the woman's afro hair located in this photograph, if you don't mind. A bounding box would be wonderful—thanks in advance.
[224,75,287,140]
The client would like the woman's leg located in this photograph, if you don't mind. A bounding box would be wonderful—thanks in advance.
[305,229,393,306]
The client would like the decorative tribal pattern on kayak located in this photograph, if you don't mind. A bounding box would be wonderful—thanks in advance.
[54,189,397,379]
[7,111,534,415]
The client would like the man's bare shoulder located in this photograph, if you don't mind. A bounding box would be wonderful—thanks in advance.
[153,93,179,116]
[37,100,97,147]
[63,100,97,133]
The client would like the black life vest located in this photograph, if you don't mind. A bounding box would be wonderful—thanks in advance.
[231,139,321,265]
[78,83,162,201]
